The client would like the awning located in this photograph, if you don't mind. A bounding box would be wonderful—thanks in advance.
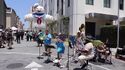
[11,27,17,30]
[85,13,118,20]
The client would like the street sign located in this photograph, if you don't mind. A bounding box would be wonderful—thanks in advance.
[25,61,43,70]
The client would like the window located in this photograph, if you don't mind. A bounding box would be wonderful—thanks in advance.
[68,0,70,7]
[61,0,63,15]
[86,0,94,5]
[119,0,124,10]
[50,10,52,15]
[57,0,59,13]
[104,0,111,8]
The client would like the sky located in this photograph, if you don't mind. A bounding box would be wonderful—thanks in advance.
[5,0,38,29]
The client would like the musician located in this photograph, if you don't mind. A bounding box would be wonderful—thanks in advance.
[44,30,52,55]
[43,30,53,63]
[78,39,95,69]
[96,43,111,62]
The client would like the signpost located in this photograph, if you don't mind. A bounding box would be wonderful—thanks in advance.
[33,12,44,59]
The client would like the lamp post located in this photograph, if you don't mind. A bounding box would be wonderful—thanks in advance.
[116,0,120,55]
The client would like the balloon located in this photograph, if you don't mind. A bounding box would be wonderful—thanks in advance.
[24,14,34,21]
[35,6,44,12]
[44,14,54,23]
[24,3,55,30]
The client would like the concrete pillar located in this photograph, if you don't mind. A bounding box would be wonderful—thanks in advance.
[69,0,85,35]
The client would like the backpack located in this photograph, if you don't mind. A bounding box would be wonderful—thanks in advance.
[38,32,44,41]
[7,32,12,40]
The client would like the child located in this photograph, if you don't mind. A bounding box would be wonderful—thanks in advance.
[53,35,65,68]
[44,30,53,63]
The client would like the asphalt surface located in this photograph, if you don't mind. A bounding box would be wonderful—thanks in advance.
[0,39,125,70]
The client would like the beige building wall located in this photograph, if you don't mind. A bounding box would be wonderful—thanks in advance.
[6,8,18,29]
[6,17,11,29]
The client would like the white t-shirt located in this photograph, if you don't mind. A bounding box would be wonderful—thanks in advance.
[84,42,94,55]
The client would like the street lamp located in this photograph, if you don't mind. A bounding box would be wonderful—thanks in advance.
[116,0,120,55]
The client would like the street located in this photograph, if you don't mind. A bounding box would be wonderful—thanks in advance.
[0,39,125,70]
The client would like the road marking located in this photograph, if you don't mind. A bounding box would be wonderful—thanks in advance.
[89,63,111,70]
[25,61,43,70]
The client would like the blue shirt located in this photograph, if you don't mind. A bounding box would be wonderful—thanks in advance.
[44,33,52,45]
[56,42,65,53]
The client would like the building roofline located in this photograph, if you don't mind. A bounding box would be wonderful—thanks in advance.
[3,0,7,8]
[6,7,17,15]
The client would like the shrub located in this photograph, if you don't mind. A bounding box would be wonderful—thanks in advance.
[100,25,125,48]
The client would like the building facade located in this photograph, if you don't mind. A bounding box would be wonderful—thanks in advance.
[0,0,7,29]
[40,0,125,36]
[6,7,19,29]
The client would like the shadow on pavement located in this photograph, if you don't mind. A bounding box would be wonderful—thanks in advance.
[73,68,81,70]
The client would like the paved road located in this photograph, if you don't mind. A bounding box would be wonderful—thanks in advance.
[0,39,125,70]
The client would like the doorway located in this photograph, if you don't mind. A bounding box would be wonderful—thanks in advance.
[85,22,96,37]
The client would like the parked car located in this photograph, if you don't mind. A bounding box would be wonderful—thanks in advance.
[115,46,125,59]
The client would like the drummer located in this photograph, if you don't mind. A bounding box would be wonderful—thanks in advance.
[44,30,52,62]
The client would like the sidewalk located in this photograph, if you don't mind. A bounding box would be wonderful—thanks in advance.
[110,48,117,56]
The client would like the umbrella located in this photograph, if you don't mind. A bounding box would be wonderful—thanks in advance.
[11,27,17,30]
[0,29,2,31]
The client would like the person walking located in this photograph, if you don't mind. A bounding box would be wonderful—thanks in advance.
[0,31,6,48]
[6,29,13,49]
[0,31,3,48]
[26,31,30,41]
[20,30,24,40]
[29,31,33,41]
[15,31,21,44]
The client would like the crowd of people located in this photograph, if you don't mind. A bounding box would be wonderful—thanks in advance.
[0,29,14,49]
[0,24,112,69]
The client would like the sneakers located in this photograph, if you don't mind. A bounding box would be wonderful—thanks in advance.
[80,63,88,69]
[44,59,53,63]
[53,59,65,68]
[60,65,65,68]
[71,60,78,63]
[41,52,48,56]
[8,47,13,49]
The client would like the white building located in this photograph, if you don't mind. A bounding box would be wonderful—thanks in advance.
[39,0,125,37]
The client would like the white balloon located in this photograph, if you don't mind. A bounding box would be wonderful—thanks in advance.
[44,14,54,23]
[36,6,44,12]
[32,23,46,31]
[33,3,39,7]
[24,14,34,21]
